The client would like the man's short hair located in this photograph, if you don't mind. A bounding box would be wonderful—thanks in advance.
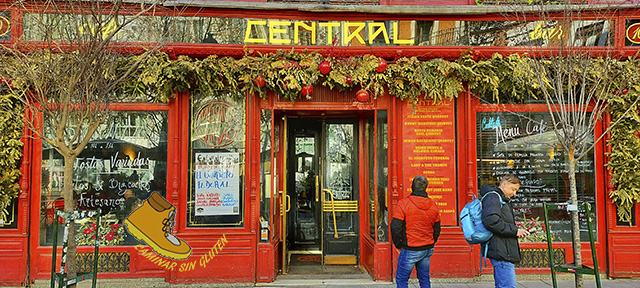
[412,175,429,194]
[501,174,521,185]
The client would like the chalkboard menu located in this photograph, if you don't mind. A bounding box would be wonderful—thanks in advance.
[40,110,169,246]
[476,111,596,242]
[403,100,457,225]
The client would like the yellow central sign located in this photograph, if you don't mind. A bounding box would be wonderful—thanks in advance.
[244,20,414,45]
[529,22,563,41]
[0,15,10,37]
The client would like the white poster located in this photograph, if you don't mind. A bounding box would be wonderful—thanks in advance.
[194,152,240,216]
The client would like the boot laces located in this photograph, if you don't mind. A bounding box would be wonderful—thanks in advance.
[162,210,176,236]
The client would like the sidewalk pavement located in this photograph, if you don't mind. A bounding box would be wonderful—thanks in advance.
[26,276,640,288]
[259,277,640,288]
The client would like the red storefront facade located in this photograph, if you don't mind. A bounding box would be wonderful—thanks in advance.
[1,1,640,286]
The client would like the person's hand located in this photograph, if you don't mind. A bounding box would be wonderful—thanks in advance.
[517,228,530,238]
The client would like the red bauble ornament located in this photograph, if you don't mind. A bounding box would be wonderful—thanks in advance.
[376,59,387,73]
[356,89,369,102]
[253,75,265,87]
[345,76,352,84]
[301,85,313,97]
[319,61,332,75]
[622,89,629,94]
[614,90,620,95]
[1,78,13,89]
[473,50,481,61]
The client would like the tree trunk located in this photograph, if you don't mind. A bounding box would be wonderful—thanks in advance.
[63,154,78,288]
[568,157,583,288]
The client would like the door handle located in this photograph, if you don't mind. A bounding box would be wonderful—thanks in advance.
[280,191,290,215]
[315,176,319,202]
[385,187,388,208]
[285,194,291,213]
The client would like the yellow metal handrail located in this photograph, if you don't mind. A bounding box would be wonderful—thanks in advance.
[323,189,339,239]
[324,201,358,212]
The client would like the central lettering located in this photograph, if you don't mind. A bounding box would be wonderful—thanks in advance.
[245,20,414,45]
[530,22,563,41]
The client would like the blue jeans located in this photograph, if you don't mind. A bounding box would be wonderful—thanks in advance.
[490,258,517,288]
[395,248,434,288]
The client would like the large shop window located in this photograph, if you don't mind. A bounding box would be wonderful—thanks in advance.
[367,111,389,242]
[377,111,389,242]
[188,92,246,227]
[40,110,168,246]
[259,110,274,238]
[476,111,596,242]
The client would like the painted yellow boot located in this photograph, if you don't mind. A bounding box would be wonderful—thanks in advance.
[125,192,192,260]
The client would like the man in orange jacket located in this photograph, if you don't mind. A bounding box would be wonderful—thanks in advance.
[391,175,441,288]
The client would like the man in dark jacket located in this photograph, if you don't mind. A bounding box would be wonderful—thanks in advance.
[480,174,529,288]
[391,175,441,288]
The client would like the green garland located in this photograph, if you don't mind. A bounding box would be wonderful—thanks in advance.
[605,59,640,223]
[0,87,23,220]
[2,50,639,223]
[129,51,546,104]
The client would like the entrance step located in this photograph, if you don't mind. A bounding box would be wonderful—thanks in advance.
[257,278,393,287]
[284,264,370,279]
[286,253,367,278]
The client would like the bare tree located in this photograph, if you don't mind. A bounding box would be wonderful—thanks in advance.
[0,0,166,285]
[498,3,640,288]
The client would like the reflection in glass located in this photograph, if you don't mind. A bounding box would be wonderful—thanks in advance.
[476,111,596,242]
[294,136,318,246]
[260,110,272,229]
[188,91,245,227]
[324,123,356,233]
[368,116,375,239]
[40,111,168,246]
[325,124,354,202]
[377,111,389,242]
[22,14,612,48]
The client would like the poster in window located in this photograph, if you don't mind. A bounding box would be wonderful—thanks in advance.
[402,100,457,225]
[194,152,240,216]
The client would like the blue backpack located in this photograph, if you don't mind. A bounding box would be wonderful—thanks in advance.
[459,191,504,271]
[460,191,503,244]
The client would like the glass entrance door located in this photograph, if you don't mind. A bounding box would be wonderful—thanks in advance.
[288,119,321,253]
[284,118,359,266]
[322,120,359,265]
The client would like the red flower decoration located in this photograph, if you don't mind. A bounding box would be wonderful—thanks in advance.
[111,224,120,230]
[84,228,93,235]
[301,85,313,97]
[253,75,266,87]
[105,232,115,241]
[91,223,97,229]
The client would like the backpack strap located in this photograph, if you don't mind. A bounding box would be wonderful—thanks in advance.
[481,190,505,205]
[479,190,505,273]
[480,243,489,273]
